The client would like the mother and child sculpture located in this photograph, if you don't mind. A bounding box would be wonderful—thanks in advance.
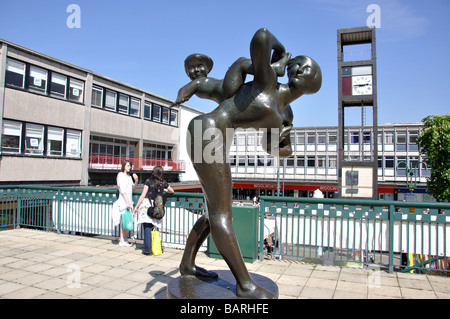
[173,28,322,299]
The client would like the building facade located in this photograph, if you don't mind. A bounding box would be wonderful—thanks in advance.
[0,39,198,186]
[228,123,432,202]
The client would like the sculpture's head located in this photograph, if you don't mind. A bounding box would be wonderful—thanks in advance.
[287,56,322,95]
[184,53,214,80]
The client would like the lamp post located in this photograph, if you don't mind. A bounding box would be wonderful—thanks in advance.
[396,160,428,193]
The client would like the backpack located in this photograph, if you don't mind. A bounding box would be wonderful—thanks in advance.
[147,183,166,220]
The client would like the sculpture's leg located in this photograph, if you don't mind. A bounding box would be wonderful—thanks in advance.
[179,214,218,278]
[222,57,252,99]
[194,161,275,299]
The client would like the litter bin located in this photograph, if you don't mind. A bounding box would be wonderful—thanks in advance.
[207,206,258,262]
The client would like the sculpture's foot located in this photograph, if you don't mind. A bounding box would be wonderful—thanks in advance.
[237,282,277,299]
[180,264,219,278]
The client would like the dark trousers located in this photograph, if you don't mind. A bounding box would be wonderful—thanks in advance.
[143,223,154,254]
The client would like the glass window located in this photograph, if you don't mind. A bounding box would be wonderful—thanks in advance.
[118,94,129,114]
[144,101,151,119]
[317,156,326,168]
[409,130,419,151]
[296,156,305,167]
[396,131,406,151]
[28,66,48,94]
[397,157,407,176]
[296,133,305,145]
[66,130,81,158]
[409,130,418,144]
[238,135,245,146]
[91,86,103,108]
[385,156,394,168]
[328,156,337,168]
[328,133,337,144]
[5,59,26,88]
[68,78,84,103]
[1,120,22,154]
[50,73,67,99]
[257,156,265,166]
[318,133,326,144]
[170,109,178,126]
[363,132,371,144]
[47,127,64,156]
[385,131,394,144]
[238,156,246,166]
[247,134,255,146]
[307,133,315,144]
[286,156,295,167]
[152,104,161,122]
[162,107,170,124]
[130,98,140,117]
[105,90,117,111]
[307,156,315,167]
[25,123,44,155]
[247,155,255,167]
[351,132,359,144]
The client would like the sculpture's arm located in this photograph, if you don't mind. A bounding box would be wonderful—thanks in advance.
[250,28,286,87]
[173,80,200,106]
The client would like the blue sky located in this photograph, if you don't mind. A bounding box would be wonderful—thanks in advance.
[1,0,449,127]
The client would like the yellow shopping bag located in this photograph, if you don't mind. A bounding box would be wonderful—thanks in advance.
[151,228,162,256]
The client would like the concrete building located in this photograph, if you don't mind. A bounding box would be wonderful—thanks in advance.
[229,123,432,202]
[0,38,202,186]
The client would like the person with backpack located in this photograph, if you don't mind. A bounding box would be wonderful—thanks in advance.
[133,165,174,255]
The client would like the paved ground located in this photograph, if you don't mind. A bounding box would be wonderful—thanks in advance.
[0,228,449,299]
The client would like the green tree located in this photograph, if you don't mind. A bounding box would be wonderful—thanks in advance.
[416,114,450,202]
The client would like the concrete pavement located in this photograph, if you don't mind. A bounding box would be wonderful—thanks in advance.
[0,228,449,299]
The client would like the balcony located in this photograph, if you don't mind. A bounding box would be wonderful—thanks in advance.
[88,155,186,172]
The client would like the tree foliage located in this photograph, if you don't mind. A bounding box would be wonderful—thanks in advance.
[417,114,450,202]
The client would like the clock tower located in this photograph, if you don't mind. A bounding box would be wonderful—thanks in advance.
[337,26,378,199]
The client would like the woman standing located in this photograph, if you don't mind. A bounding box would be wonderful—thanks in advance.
[134,165,174,255]
[117,159,138,247]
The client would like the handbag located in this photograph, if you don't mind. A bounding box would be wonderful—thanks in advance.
[122,209,134,231]
[151,227,162,256]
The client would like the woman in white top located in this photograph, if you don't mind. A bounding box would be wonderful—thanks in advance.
[117,160,138,247]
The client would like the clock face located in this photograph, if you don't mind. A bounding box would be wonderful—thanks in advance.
[352,75,372,95]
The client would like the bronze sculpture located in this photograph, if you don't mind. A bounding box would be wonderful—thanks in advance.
[176,28,322,299]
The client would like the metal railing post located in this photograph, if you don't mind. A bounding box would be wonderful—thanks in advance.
[259,199,265,260]
[388,203,395,273]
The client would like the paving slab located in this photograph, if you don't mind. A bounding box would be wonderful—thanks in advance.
[0,229,449,299]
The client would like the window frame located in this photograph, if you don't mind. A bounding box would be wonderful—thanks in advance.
[130,97,141,117]
[50,72,67,99]
[28,65,48,94]
[91,85,104,108]
[25,123,45,155]
[47,126,64,157]
[105,89,117,111]
[1,120,22,154]
[5,59,26,88]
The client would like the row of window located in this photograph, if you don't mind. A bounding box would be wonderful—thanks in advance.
[5,58,84,103]
[1,120,82,158]
[91,85,178,126]
[229,154,430,177]
[232,129,419,148]
[5,58,178,127]
[89,137,174,162]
